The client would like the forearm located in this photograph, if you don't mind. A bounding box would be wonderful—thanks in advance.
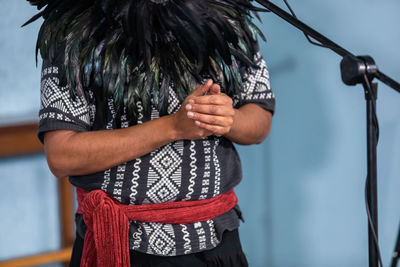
[44,115,178,178]
[224,104,272,145]
[44,81,217,178]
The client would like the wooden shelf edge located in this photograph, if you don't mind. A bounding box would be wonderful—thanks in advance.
[0,122,43,157]
[0,246,72,267]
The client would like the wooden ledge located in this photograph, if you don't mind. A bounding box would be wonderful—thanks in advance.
[0,246,73,267]
[0,122,43,157]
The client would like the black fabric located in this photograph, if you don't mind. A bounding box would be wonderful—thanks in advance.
[70,215,249,267]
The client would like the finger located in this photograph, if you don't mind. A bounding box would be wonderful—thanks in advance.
[187,112,233,127]
[209,83,221,95]
[193,128,213,140]
[195,121,228,136]
[190,94,233,105]
[186,104,235,117]
[190,79,213,97]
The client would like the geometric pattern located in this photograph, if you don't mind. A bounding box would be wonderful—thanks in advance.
[143,222,176,256]
[101,169,111,191]
[112,114,129,202]
[112,163,126,202]
[106,97,116,130]
[199,139,212,200]
[167,88,181,114]
[40,66,90,125]
[144,85,184,204]
[212,139,221,197]
[132,85,183,256]
[241,51,274,101]
[146,141,184,203]
[127,51,273,255]
[88,90,96,126]
[194,222,207,250]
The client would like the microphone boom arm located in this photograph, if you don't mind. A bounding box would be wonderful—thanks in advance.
[254,0,400,92]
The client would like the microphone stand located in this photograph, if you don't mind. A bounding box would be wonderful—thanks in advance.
[253,1,400,266]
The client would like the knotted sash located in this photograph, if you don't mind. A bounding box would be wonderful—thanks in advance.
[76,188,238,267]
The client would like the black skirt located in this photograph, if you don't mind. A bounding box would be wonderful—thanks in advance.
[70,216,249,267]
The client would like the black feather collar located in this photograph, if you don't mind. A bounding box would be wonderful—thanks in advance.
[24,0,267,121]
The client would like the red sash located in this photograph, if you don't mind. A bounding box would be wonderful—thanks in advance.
[76,188,238,267]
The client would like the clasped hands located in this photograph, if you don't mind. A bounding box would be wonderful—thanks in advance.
[172,79,236,140]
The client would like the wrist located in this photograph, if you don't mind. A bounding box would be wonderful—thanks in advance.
[223,108,238,139]
[164,114,181,141]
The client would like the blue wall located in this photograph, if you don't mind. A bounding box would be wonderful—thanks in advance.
[0,0,62,264]
[237,0,400,266]
[0,156,60,262]
[0,0,42,120]
[1,0,399,266]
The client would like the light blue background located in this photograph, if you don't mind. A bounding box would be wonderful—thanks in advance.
[1,0,399,266]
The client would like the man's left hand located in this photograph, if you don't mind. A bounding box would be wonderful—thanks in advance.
[185,84,236,137]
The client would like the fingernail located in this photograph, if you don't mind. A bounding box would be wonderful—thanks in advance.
[186,104,192,110]
[187,111,194,118]
[189,99,195,104]
[195,121,200,126]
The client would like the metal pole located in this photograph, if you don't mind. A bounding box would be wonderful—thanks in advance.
[364,77,379,267]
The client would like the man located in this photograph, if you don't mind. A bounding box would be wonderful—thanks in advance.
[28,0,275,265]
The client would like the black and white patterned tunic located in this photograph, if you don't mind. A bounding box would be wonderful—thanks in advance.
[37,42,275,256]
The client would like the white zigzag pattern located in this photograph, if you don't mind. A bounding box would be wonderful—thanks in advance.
[185,141,197,200]
[130,102,143,204]
[130,159,141,204]
[132,224,143,249]
[207,219,219,247]
[180,224,192,254]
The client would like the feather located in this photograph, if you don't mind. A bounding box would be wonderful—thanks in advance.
[23,0,269,121]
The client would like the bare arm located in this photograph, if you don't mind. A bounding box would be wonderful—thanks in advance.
[44,80,216,178]
[45,116,176,178]
[224,103,272,145]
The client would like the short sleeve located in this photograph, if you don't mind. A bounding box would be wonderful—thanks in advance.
[236,44,275,115]
[37,52,91,144]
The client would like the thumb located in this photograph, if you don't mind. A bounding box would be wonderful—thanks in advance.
[190,79,213,97]
[209,83,221,95]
